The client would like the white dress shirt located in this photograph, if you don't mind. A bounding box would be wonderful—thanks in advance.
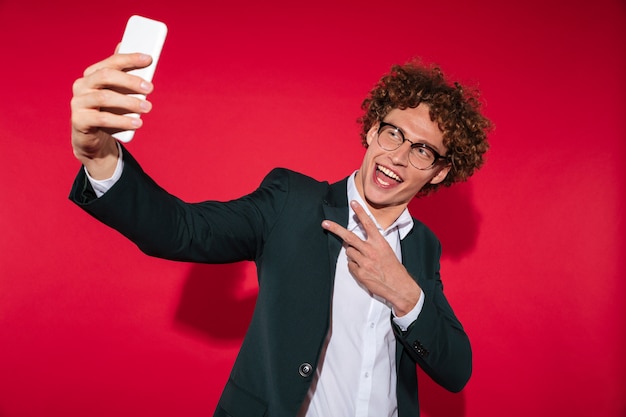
[86,152,425,416]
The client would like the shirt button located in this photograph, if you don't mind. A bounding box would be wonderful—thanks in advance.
[299,363,313,377]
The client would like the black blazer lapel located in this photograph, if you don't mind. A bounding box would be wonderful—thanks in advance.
[400,228,425,286]
[322,177,349,286]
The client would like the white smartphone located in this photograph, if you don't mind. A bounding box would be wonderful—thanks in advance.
[113,15,168,143]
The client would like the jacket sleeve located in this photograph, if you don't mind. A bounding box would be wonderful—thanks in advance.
[69,147,289,264]
[393,236,472,393]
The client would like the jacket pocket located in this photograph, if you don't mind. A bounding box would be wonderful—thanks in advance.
[215,379,268,417]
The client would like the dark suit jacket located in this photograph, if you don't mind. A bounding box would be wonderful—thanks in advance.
[69,149,471,417]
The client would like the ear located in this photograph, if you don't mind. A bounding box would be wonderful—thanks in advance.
[429,164,451,185]
[366,123,379,146]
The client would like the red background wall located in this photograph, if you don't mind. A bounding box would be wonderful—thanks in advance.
[1,0,624,416]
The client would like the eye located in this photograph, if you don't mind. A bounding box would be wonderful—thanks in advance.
[381,126,402,143]
[412,145,435,160]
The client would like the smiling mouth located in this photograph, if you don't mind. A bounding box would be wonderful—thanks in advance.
[376,164,403,186]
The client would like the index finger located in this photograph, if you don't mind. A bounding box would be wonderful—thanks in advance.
[349,200,379,237]
[83,52,152,77]
[321,219,364,248]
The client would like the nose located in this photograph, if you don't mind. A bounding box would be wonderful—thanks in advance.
[389,141,412,166]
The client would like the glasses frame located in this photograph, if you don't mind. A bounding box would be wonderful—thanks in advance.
[376,122,451,170]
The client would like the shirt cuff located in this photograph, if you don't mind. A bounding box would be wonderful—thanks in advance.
[392,290,425,332]
[84,142,124,198]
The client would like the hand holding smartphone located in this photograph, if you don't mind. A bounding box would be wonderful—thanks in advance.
[113,15,167,143]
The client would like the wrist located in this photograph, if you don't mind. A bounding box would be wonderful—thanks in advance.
[391,282,422,317]
[74,138,119,180]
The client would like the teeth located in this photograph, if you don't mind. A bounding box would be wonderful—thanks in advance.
[377,165,402,182]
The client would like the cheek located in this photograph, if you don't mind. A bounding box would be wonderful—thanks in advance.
[362,145,378,167]
[404,173,431,192]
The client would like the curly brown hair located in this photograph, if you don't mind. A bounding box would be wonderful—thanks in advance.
[358,58,492,195]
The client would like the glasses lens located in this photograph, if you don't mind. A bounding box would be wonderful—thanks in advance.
[377,125,403,151]
[409,146,436,169]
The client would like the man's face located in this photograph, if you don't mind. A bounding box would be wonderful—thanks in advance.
[355,105,451,227]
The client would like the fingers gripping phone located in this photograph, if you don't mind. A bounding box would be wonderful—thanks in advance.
[113,15,167,143]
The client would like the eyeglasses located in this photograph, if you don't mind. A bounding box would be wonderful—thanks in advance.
[376,122,450,170]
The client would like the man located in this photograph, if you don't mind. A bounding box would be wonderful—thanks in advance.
[69,52,491,417]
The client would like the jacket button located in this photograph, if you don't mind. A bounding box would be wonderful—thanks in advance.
[412,341,429,357]
[299,363,313,377]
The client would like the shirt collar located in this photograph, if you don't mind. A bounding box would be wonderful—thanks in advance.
[346,171,414,240]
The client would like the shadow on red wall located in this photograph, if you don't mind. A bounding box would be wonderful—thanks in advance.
[409,181,481,261]
[175,262,256,340]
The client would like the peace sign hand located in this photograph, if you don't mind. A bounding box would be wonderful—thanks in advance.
[322,200,422,316]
